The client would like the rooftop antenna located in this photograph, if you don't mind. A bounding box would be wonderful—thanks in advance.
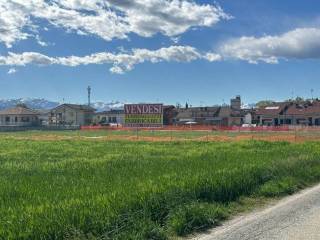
[87,86,91,106]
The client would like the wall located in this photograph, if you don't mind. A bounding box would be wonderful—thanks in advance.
[0,115,39,126]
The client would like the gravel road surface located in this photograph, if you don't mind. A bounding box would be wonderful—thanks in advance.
[193,184,320,240]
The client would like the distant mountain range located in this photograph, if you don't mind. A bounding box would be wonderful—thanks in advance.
[0,98,257,112]
[241,103,257,109]
[0,98,125,112]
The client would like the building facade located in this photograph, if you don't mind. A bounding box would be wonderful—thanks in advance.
[285,101,320,126]
[254,102,290,126]
[0,106,40,126]
[255,100,320,126]
[173,106,221,125]
[49,104,95,126]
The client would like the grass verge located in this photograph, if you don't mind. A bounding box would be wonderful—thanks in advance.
[0,138,320,239]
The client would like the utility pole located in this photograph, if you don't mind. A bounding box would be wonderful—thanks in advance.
[87,86,91,106]
[311,89,314,100]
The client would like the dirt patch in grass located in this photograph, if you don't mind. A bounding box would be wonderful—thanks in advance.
[2,130,320,143]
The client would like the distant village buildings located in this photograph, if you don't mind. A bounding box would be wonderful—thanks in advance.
[3,95,320,129]
[255,100,320,126]
[173,96,251,126]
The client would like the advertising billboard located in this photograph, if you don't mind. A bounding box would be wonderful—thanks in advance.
[124,104,163,128]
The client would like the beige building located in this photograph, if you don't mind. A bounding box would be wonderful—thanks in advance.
[93,109,124,125]
[0,106,40,126]
[49,104,95,126]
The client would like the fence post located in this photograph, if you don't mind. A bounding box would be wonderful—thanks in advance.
[136,127,139,140]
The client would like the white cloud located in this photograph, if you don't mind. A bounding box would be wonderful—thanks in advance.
[220,28,320,63]
[0,1,31,48]
[7,68,17,74]
[204,52,222,62]
[0,52,56,66]
[0,0,230,47]
[35,35,50,47]
[0,45,221,73]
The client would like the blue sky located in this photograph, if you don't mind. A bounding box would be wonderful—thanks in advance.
[1,0,320,105]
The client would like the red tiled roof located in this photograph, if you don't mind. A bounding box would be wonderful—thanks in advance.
[255,102,289,116]
[286,101,320,115]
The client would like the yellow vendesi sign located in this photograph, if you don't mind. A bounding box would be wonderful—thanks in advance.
[124,104,163,127]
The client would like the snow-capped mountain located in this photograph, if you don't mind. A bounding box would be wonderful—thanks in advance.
[241,103,257,109]
[0,98,60,110]
[91,101,124,112]
[0,98,124,112]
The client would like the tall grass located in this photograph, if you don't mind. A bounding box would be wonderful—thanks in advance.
[0,139,320,239]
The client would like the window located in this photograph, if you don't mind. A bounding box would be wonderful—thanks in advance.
[21,117,30,122]
[15,117,18,122]
[5,116,10,122]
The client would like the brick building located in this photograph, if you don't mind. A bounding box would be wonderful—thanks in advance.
[255,100,320,126]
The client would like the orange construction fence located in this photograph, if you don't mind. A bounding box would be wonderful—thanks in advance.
[79,125,320,132]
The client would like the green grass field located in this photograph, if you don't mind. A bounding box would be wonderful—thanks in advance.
[1,134,320,239]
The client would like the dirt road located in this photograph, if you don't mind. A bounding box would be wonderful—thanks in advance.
[193,184,320,240]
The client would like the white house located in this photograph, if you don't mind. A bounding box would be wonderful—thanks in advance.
[0,106,40,126]
[49,104,95,126]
